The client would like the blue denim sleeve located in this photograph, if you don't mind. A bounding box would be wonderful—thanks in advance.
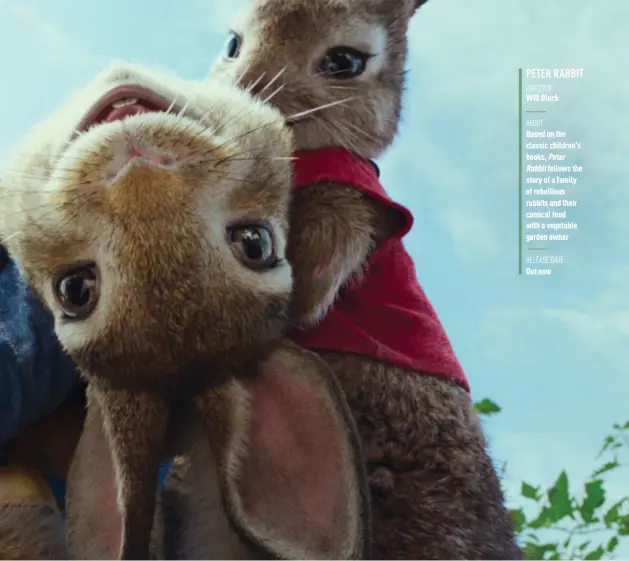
[0,249,79,444]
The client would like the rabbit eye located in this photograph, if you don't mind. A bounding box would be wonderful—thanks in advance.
[224,31,242,59]
[318,46,370,79]
[228,223,278,271]
[53,262,100,320]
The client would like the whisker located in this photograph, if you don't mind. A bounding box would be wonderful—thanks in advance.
[245,72,266,94]
[320,118,351,150]
[209,119,280,157]
[323,85,359,91]
[286,97,354,122]
[262,83,285,105]
[166,98,178,114]
[0,146,287,194]
[258,67,286,96]
[296,67,362,86]
[317,117,359,153]
[345,120,379,144]
[234,63,252,88]
[0,119,295,233]
[213,91,266,137]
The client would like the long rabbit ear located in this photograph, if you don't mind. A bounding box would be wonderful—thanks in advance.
[194,342,371,560]
[65,388,121,560]
[413,0,430,13]
[66,384,168,560]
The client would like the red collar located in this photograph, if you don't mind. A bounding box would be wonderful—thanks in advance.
[291,147,414,240]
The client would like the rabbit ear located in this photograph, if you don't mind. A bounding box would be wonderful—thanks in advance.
[413,0,429,13]
[66,389,122,559]
[66,384,168,560]
[195,342,371,560]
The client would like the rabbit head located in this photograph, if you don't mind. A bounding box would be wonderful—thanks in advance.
[0,62,370,559]
[210,0,430,156]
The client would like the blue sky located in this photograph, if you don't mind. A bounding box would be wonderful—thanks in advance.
[1,0,628,552]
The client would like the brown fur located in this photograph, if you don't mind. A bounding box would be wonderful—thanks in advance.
[0,465,69,559]
[211,0,423,157]
[0,62,370,559]
[210,0,521,557]
[0,504,69,560]
[67,383,170,559]
[287,183,401,321]
[324,353,520,559]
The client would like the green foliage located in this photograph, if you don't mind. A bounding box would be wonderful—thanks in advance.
[473,398,502,416]
[473,400,629,560]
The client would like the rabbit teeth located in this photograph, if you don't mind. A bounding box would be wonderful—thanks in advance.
[111,97,139,108]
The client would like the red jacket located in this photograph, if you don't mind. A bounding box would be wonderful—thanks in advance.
[288,147,469,392]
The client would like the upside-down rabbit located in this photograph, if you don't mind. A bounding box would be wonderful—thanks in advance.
[0,61,370,560]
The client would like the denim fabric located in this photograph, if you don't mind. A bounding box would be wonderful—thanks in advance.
[0,251,79,444]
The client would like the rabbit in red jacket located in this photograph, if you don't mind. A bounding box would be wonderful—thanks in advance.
[210,0,521,558]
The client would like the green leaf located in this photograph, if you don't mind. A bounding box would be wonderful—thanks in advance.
[580,479,605,523]
[538,543,557,557]
[522,543,556,560]
[529,507,552,529]
[521,482,541,501]
[584,545,605,560]
[604,504,619,527]
[545,471,573,523]
[623,419,629,429]
[509,508,526,533]
[606,536,619,553]
[591,460,619,478]
[603,498,629,527]
[522,543,543,560]
[577,541,592,552]
[473,398,501,416]
[597,435,615,458]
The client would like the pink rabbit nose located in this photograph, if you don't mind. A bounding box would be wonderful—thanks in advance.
[104,145,175,182]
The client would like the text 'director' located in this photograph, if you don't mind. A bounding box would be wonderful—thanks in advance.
[518,67,585,277]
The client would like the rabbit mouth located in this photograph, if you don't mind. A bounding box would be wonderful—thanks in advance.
[73,84,180,140]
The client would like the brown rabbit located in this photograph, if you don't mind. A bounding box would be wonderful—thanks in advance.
[0,61,371,560]
[209,0,521,558]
